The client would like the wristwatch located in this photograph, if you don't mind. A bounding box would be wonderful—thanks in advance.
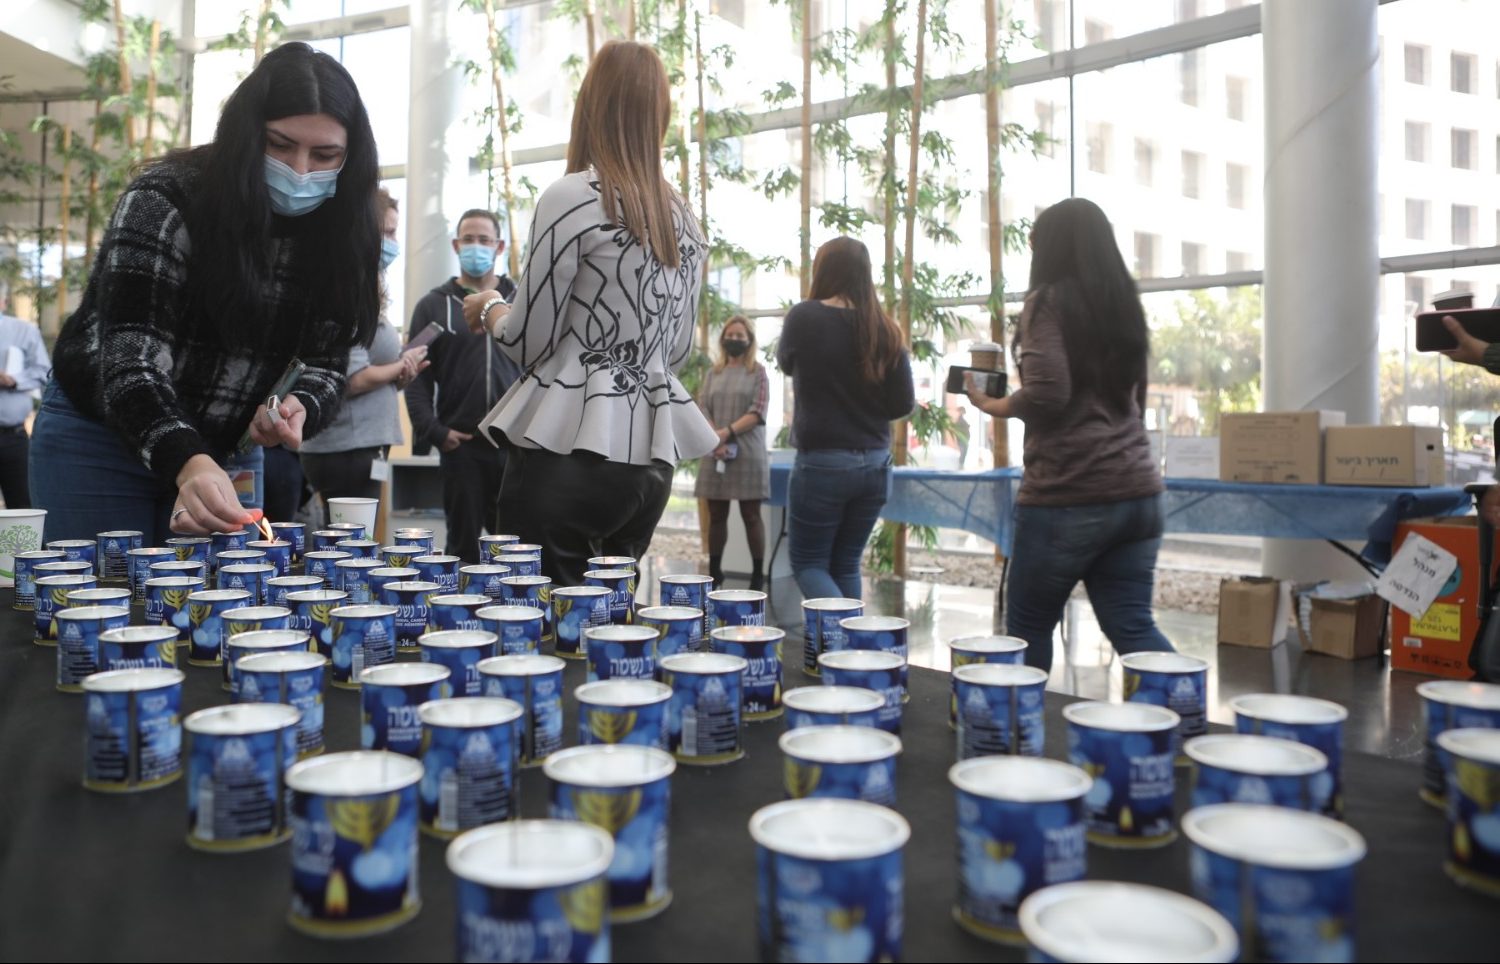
[478,296,506,334]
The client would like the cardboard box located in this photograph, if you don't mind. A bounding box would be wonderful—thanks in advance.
[1218,577,1290,648]
[1220,411,1345,484]
[1297,592,1388,660]
[1389,516,1495,679]
[1323,425,1444,487]
[1165,436,1221,479]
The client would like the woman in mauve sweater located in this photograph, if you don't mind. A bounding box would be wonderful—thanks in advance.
[778,237,915,602]
[965,198,1174,672]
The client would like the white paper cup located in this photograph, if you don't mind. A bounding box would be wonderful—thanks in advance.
[1019,880,1238,963]
[327,497,379,534]
[0,508,46,587]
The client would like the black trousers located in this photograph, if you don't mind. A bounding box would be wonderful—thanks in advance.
[441,438,504,563]
[301,447,383,515]
[0,429,29,509]
[261,445,306,523]
[500,447,673,588]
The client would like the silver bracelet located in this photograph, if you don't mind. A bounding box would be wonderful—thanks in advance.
[478,296,505,333]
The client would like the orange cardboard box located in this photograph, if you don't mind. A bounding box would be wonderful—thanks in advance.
[1389,516,1496,679]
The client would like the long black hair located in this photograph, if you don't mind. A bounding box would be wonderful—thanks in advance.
[175,42,380,349]
[1026,198,1149,412]
[807,237,903,386]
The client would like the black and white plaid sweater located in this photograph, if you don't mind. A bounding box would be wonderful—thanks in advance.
[52,157,351,485]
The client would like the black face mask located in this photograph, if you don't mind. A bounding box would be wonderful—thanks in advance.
[723,339,750,358]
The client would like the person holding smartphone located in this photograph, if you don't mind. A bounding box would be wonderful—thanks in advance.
[301,187,428,532]
[1437,315,1500,528]
[30,44,381,542]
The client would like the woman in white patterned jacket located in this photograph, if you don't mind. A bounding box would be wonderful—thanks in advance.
[465,40,718,587]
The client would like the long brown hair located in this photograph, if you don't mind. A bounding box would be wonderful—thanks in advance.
[807,237,903,385]
[565,41,685,268]
[712,315,759,374]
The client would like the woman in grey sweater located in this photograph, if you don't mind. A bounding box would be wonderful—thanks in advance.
[964,198,1174,672]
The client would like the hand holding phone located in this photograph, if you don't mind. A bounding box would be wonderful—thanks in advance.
[405,325,442,352]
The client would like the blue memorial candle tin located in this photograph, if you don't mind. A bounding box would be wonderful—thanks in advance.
[367,567,420,606]
[419,629,500,697]
[48,538,97,571]
[359,662,452,756]
[236,650,329,759]
[948,755,1091,944]
[710,625,786,722]
[13,549,66,611]
[1417,680,1500,808]
[446,820,613,964]
[270,521,305,561]
[66,586,132,609]
[750,798,910,964]
[1232,693,1349,819]
[575,679,672,750]
[659,651,748,765]
[427,593,491,634]
[1121,652,1209,765]
[308,530,345,553]
[379,545,424,570]
[184,702,301,852]
[583,568,636,625]
[1437,727,1500,897]
[33,572,98,644]
[552,586,611,660]
[392,528,434,553]
[327,522,367,541]
[545,744,676,923]
[335,539,381,561]
[477,533,520,562]
[224,627,308,697]
[207,530,248,573]
[499,575,553,644]
[98,625,178,672]
[658,574,714,646]
[635,605,702,665]
[285,751,423,937]
[1183,803,1365,964]
[413,554,462,592]
[144,575,204,646]
[417,697,523,837]
[478,654,566,769]
[303,549,352,586]
[246,539,293,576]
[185,588,251,666]
[839,615,910,695]
[782,686,886,731]
[330,604,399,689]
[953,663,1049,760]
[1063,701,1180,849]
[584,624,659,683]
[458,563,512,602]
[286,588,349,658]
[817,650,906,734]
[707,588,766,633]
[780,725,902,806]
[55,604,131,692]
[380,579,442,653]
[587,555,636,574]
[476,604,546,656]
[94,530,143,582]
[334,558,384,604]
[267,574,323,609]
[166,536,210,567]
[81,667,185,793]
[217,562,275,606]
[126,547,175,603]
[1186,734,1332,813]
[948,634,1027,727]
[220,606,293,688]
[149,559,208,585]
[1019,881,1237,964]
[495,553,541,578]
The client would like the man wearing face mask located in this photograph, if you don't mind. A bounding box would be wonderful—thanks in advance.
[405,208,520,562]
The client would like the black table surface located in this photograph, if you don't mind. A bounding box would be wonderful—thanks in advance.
[0,594,1492,963]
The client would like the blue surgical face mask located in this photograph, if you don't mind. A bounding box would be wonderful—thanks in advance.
[263,154,341,216]
[458,243,497,278]
[379,237,400,271]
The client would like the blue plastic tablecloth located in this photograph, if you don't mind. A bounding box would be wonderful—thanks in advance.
[767,463,1470,559]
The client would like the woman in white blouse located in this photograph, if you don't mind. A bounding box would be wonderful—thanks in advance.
[466,40,717,587]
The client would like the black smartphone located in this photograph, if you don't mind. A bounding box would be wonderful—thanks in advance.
[946,365,1007,397]
[1415,308,1500,352]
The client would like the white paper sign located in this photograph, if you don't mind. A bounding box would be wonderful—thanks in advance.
[1376,533,1460,619]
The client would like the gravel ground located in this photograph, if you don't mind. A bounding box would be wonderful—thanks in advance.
[648,529,1243,615]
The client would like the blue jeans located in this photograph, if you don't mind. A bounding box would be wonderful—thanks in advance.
[1005,493,1175,673]
[788,448,892,601]
[30,382,263,544]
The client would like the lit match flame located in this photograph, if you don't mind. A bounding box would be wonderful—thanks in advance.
[257,517,275,541]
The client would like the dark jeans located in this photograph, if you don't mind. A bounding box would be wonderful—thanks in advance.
[500,446,673,587]
[1005,493,1176,673]
[441,438,505,564]
[0,428,30,509]
[302,447,383,517]
[29,382,263,544]
[787,448,892,601]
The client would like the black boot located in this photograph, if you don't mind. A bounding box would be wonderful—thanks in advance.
[749,559,765,592]
[709,553,725,587]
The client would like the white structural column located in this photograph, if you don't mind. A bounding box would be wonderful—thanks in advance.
[404,0,467,323]
[1261,0,1380,581]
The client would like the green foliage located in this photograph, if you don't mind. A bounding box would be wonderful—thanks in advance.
[1151,287,1263,434]
[866,520,939,574]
